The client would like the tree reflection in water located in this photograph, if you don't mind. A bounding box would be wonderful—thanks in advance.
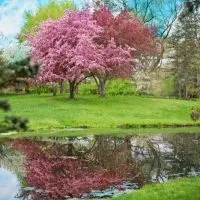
[131,134,200,182]
[11,137,141,199]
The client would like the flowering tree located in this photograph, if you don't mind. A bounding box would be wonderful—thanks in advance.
[28,10,103,99]
[92,6,156,96]
[29,9,134,98]
[93,6,155,53]
[92,39,133,96]
[2,42,29,64]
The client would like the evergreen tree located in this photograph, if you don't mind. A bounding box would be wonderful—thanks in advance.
[170,7,200,98]
[0,55,39,133]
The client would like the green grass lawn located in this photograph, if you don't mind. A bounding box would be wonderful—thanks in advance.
[113,178,200,200]
[0,93,200,131]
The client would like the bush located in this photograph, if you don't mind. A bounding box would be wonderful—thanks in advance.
[186,86,200,98]
[106,79,137,96]
[30,83,51,94]
[79,79,137,96]
[160,74,176,97]
[79,82,98,95]
[191,107,200,121]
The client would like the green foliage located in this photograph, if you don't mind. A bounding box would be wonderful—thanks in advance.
[79,79,137,96]
[191,107,200,121]
[112,178,200,200]
[4,116,29,131]
[170,10,200,99]
[0,57,40,92]
[160,74,176,97]
[0,100,29,133]
[0,53,12,86]
[19,0,75,40]
[0,57,39,133]
[79,82,98,95]
[29,84,51,95]
[106,79,137,96]
[0,62,14,87]
[8,57,39,78]
[29,82,68,95]
[0,100,10,111]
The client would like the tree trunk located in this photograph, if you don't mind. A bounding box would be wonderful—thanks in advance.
[24,82,30,94]
[98,78,106,97]
[52,87,57,96]
[59,81,64,94]
[178,87,182,99]
[185,85,188,99]
[69,81,76,99]
[14,81,21,93]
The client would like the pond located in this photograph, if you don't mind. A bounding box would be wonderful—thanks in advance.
[0,132,200,199]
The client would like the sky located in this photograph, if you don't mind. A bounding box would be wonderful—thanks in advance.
[0,168,19,200]
[0,0,83,47]
[0,0,183,48]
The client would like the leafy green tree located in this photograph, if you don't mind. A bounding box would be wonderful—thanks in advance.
[19,0,75,40]
[169,6,200,98]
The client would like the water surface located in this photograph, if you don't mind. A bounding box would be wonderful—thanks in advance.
[0,132,199,199]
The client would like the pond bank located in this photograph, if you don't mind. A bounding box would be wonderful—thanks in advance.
[112,178,200,200]
[1,127,200,138]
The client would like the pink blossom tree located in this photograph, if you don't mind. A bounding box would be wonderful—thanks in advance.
[92,6,157,96]
[73,36,134,96]
[28,9,134,98]
[93,6,156,53]
[28,10,103,99]
[92,39,134,96]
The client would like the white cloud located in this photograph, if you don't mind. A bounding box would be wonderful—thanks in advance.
[0,0,50,47]
[0,0,40,37]
[0,0,83,47]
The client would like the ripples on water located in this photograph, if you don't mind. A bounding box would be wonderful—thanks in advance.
[0,133,199,199]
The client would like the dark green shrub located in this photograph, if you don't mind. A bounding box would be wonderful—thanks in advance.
[191,107,200,121]
[187,86,200,98]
